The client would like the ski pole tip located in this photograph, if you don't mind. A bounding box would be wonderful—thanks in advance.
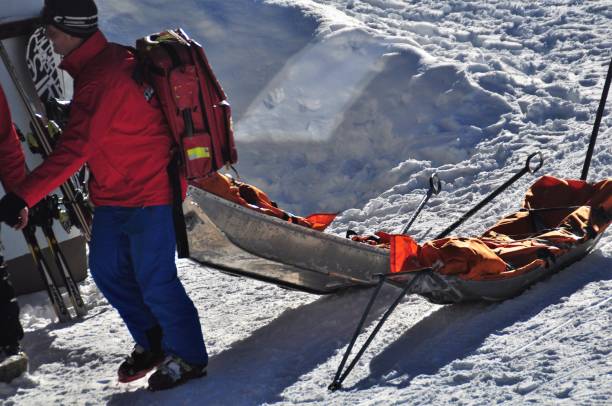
[328,381,342,391]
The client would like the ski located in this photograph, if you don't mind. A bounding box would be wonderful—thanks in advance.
[0,38,81,323]
[27,113,93,238]
[15,122,88,320]
[25,28,93,240]
[21,226,72,323]
[25,27,64,103]
[22,30,90,316]
[0,33,89,321]
[0,35,93,241]
[30,198,87,317]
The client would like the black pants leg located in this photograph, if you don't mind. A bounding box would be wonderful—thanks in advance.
[0,256,24,349]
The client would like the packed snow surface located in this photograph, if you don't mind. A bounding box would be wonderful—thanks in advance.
[2,0,611,404]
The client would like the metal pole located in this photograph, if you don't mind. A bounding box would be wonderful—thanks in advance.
[400,173,442,235]
[581,57,612,181]
[42,222,87,317]
[330,272,424,391]
[329,275,386,391]
[22,227,72,323]
[436,152,543,239]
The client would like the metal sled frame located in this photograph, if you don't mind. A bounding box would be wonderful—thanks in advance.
[185,186,390,294]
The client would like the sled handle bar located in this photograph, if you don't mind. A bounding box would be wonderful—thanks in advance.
[435,151,543,239]
[400,173,442,235]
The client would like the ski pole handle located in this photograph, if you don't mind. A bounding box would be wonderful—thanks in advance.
[429,172,442,194]
[525,151,544,174]
[400,173,442,235]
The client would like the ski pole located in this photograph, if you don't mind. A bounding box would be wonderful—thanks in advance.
[329,274,386,391]
[581,57,611,181]
[400,173,442,235]
[30,197,87,318]
[436,152,543,239]
[329,270,428,391]
[41,222,87,317]
[22,226,72,323]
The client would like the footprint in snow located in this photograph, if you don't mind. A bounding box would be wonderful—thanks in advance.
[514,379,539,395]
[494,374,523,386]
[451,361,475,371]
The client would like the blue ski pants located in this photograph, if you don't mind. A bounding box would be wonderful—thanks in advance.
[89,205,207,366]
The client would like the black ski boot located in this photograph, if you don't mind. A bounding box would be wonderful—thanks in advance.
[148,355,207,391]
[118,325,164,383]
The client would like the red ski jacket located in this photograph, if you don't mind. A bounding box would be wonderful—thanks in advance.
[0,85,26,193]
[15,31,176,208]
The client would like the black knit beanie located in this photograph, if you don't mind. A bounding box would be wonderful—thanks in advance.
[42,0,98,38]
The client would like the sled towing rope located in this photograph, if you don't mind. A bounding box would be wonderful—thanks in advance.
[329,153,544,391]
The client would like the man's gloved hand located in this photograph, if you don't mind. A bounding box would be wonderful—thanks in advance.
[0,193,28,228]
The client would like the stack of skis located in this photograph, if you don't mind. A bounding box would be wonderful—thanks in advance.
[0,27,93,322]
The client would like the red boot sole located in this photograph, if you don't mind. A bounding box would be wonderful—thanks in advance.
[118,358,164,383]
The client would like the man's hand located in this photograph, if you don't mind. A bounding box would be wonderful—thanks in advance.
[0,193,28,228]
[14,207,29,230]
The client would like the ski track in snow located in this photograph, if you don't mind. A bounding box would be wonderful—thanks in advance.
[2,0,611,405]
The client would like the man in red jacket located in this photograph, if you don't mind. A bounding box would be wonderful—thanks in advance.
[0,0,208,391]
[0,84,28,382]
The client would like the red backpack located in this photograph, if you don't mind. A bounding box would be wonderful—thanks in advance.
[133,28,237,179]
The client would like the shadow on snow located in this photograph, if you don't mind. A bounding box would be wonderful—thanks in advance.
[105,248,610,404]
[353,250,612,391]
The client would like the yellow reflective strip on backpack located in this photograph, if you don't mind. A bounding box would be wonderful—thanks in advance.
[187,147,210,160]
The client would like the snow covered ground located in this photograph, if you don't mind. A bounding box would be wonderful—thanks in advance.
[2,0,611,404]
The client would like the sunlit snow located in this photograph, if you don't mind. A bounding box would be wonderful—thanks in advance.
[1,0,610,405]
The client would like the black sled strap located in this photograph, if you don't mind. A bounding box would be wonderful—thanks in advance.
[168,153,190,258]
